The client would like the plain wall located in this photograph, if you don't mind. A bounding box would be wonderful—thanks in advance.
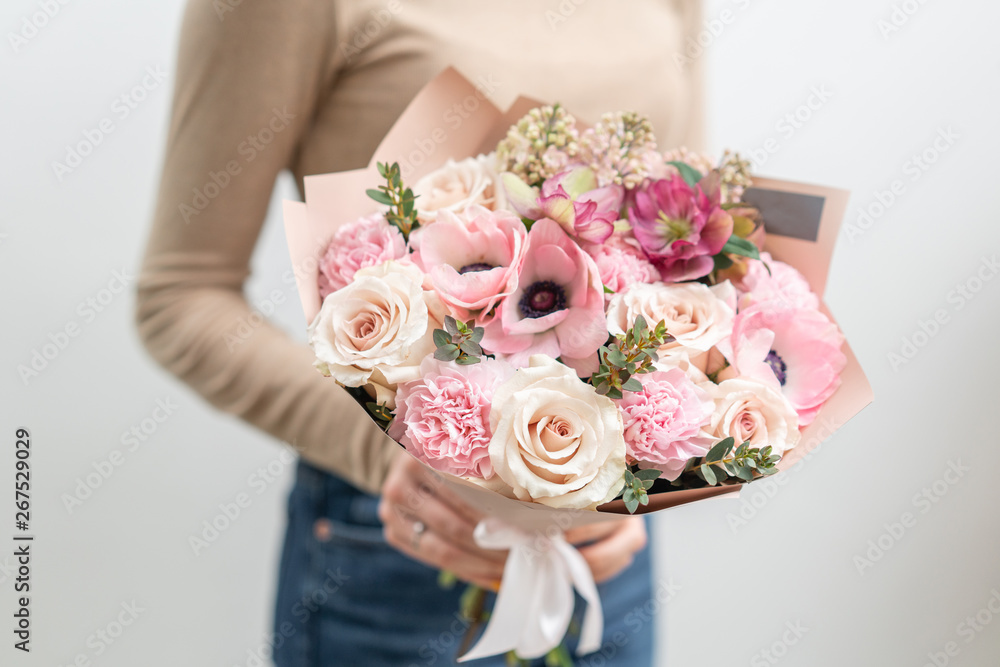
[2,1,998,665]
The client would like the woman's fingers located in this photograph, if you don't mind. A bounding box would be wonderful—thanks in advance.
[383,514,506,589]
[380,466,505,563]
[379,454,509,583]
[577,517,648,583]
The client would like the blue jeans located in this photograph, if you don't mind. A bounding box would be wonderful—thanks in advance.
[273,459,655,666]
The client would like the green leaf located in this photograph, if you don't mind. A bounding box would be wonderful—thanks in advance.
[762,466,781,476]
[603,285,615,294]
[634,469,662,482]
[455,356,481,365]
[666,160,704,188]
[444,316,459,335]
[433,329,452,348]
[459,340,483,357]
[734,464,754,482]
[705,437,735,463]
[701,463,718,486]
[624,469,636,485]
[713,253,734,272]
[605,387,623,400]
[720,234,761,260]
[433,344,460,361]
[621,377,643,393]
[366,188,393,206]
[633,314,648,336]
[624,495,639,514]
[641,479,655,490]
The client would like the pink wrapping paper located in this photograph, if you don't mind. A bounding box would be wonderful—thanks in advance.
[283,67,873,528]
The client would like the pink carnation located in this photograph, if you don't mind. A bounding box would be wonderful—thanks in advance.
[617,368,714,480]
[736,252,819,311]
[586,234,660,298]
[721,303,846,426]
[318,214,407,299]
[388,358,512,479]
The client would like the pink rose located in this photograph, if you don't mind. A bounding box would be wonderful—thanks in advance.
[318,214,407,299]
[411,206,528,325]
[736,252,819,311]
[412,156,507,225]
[586,234,660,298]
[628,173,733,282]
[704,378,800,456]
[617,368,714,480]
[720,303,845,426]
[481,219,607,372]
[606,281,736,373]
[389,357,512,479]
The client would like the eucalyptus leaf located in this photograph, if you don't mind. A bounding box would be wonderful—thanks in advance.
[366,188,393,206]
[433,329,452,348]
[622,377,643,393]
[701,463,718,486]
[634,469,662,482]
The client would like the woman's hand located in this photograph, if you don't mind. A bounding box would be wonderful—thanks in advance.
[378,454,507,590]
[565,517,649,583]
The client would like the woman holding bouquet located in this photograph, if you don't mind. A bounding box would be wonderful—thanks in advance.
[136,1,704,664]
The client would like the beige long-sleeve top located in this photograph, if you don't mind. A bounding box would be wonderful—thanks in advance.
[136,0,704,496]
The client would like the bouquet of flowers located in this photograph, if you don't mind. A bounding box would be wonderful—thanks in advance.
[283,69,871,662]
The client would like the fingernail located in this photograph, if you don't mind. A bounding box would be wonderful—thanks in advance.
[489,579,502,593]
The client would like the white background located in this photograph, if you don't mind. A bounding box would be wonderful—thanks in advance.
[2,1,999,666]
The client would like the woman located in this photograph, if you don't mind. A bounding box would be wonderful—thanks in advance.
[136,1,704,664]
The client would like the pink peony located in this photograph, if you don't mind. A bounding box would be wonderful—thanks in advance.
[628,173,733,282]
[586,233,660,298]
[388,357,512,479]
[481,219,607,372]
[736,252,819,311]
[410,206,528,325]
[317,214,407,299]
[617,368,715,480]
[721,303,846,426]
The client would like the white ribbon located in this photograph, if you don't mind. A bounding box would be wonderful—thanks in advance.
[458,518,603,662]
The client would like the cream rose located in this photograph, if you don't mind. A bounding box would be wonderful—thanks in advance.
[308,260,444,408]
[704,378,800,456]
[488,355,626,510]
[412,155,507,224]
[607,281,736,372]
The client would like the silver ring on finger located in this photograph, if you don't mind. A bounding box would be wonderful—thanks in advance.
[411,520,427,551]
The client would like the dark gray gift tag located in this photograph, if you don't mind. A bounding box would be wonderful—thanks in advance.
[743,188,826,242]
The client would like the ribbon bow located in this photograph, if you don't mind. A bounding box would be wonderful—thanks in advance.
[458,518,603,662]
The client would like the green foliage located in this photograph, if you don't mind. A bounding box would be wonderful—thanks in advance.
[590,315,672,399]
[367,161,420,241]
[433,316,487,365]
[675,437,782,488]
[620,468,662,514]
